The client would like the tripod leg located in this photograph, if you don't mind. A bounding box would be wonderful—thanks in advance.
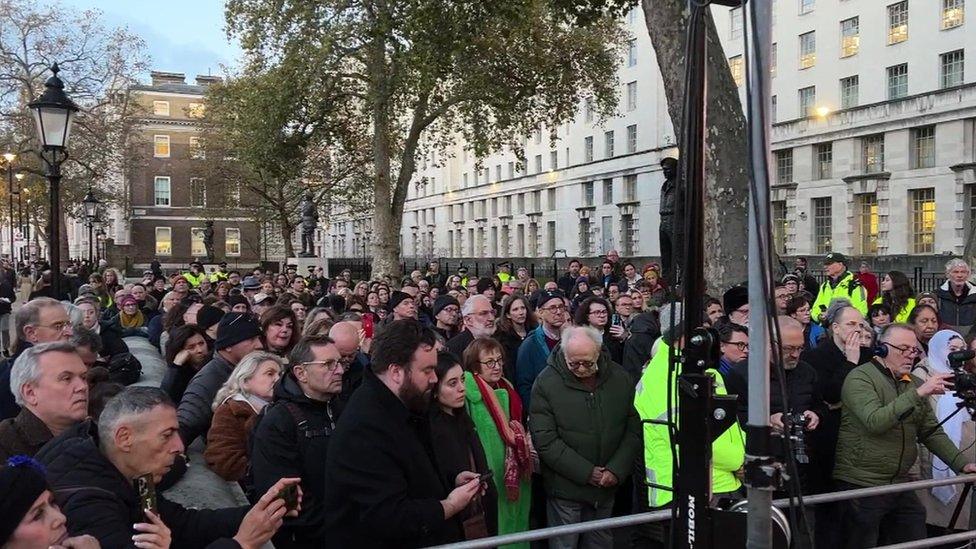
[947,482,971,534]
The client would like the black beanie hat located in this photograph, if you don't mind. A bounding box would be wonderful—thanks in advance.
[432,295,460,317]
[476,277,495,295]
[196,305,224,332]
[227,295,249,310]
[387,291,413,312]
[722,285,749,315]
[0,456,49,545]
[214,312,262,350]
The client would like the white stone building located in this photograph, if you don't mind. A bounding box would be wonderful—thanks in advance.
[329,0,976,264]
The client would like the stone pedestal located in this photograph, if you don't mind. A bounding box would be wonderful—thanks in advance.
[287,257,329,278]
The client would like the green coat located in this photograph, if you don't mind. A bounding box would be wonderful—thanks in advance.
[834,360,969,487]
[528,350,641,504]
[464,374,531,549]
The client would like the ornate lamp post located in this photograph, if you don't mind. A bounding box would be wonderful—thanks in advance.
[2,152,15,262]
[81,188,100,263]
[27,62,79,299]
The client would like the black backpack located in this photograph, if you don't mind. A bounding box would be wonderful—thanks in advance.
[107,352,142,385]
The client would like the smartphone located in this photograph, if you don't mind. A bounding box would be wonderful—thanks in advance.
[134,473,158,517]
[611,314,621,326]
[363,313,374,339]
[277,484,299,512]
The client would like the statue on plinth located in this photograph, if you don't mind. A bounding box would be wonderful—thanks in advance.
[299,194,319,257]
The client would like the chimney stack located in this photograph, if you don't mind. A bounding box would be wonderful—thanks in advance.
[150,71,186,86]
[195,75,223,87]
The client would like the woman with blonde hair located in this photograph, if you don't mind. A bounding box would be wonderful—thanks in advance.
[205,351,284,482]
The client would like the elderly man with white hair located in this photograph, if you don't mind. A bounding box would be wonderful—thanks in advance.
[529,325,640,549]
[446,294,497,358]
[936,258,976,334]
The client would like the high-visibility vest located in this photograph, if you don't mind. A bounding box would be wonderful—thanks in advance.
[812,271,868,323]
[210,271,229,283]
[873,295,916,324]
[183,271,206,288]
[497,272,512,283]
[633,341,745,507]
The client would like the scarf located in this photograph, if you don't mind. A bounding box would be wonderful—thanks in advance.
[927,330,966,504]
[119,309,144,329]
[472,373,532,501]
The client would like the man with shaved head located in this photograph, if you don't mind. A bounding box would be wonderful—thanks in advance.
[329,321,370,407]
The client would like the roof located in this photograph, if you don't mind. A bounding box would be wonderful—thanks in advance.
[131,83,208,96]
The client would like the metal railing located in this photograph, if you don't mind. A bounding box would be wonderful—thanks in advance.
[428,474,976,549]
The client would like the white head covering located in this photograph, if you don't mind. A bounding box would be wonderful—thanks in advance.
[927,329,966,504]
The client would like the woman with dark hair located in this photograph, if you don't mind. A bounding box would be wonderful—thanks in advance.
[428,351,497,541]
[159,300,190,356]
[569,277,594,313]
[214,281,232,302]
[574,296,626,364]
[910,304,943,356]
[161,323,212,403]
[462,338,532,547]
[87,273,112,309]
[868,302,892,335]
[876,270,916,323]
[260,306,299,356]
[102,268,123,295]
[785,295,813,351]
[495,295,537,382]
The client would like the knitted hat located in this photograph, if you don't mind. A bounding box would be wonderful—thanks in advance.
[227,295,249,310]
[387,291,413,312]
[722,285,749,314]
[196,305,224,332]
[0,456,49,545]
[432,295,460,317]
[535,289,566,310]
[214,312,262,350]
[119,295,138,308]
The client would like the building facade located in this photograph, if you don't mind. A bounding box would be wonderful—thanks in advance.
[328,1,975,265]
[109,71,261,269]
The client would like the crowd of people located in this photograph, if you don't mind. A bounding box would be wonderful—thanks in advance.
[0,251,975,548]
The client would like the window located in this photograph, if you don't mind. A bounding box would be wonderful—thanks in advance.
[500,226,509,254]
[548,188,556,209]
[772,200,787,255]
[815,143,833,179]
[516,225,525,256]
[729,56,744,87]
[190,178,206,207]
[579,217,591,256]
[628,7,638,24]
[155,227,172,255]
[188,136,204,159]
[226,228,241,257]
[621,214,635,256]
[799,0,815,14]
[624,174,637,202]
[603,178,613,205]
[152,101,170,116]
[887,1,908,45]
[534,128,542,144]
[191,228,206,257]
[462,173,468,188]
[730,7,743,39]
[911,126,936,169]
[627,39,637,67]
[840,17,859,57]
[495,164,502,181]
[604,131,615,158]
[533,190,542,212]
[187,103,205,118]
[626,125,637,153]
[535,154,543,173]
[584,97,594,123]
[505,195,512,215]
[799,31,816,69]
[854,193,879,255]
[771,95,777,122]
[584,136,594,162]
[943,0,965,29]
[507,162,515,178]
[887,63,908,100]
[626,81,637,111]
[548,221,557,255]
[775,149,794,183]
[517,193,525,214]
[153,177,171,206]
[582,181,594,206]
[153,135,170,158]
[941,50,965,88]
[771,44,777,78]
[813,197,832,254]
[910,188,936,253]
[966,184,976,245]
[862,134,885,173]
[840,76,859,109]
[550,150,558,170]
[798,86,816,116]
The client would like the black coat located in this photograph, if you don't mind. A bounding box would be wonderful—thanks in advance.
[36,427,246,549]
[622,311,660,384]
[161,362,198,405]
[428,406,497,540]
[0,343,31,420]
[251,373,337,548]
[724,359,826,426]
[177,353,235,445]
[98,321,133,358]
[446,329,476,359]
[0,270,15,316]
[495,328,527,383]
[321,370,454,548]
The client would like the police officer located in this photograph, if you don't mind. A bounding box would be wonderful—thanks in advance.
[210,261,230,283]
[183,261,207,288]
[812,252,868,324]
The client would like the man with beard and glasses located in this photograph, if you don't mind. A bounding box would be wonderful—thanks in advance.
[446,294,496,359]
[322,319,482,547]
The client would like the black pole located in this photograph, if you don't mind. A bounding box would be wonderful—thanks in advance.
[17,192,22,262]
[45,155,62,299]
[87,221,93,263]
[7,164,13,263]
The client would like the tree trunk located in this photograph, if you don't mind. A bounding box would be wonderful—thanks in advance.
[279,216,296,259]
[642,0,749,295]
[367,29,399,284]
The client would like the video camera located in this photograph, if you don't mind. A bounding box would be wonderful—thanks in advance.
[785,412,810,464]
[947,350,976,407]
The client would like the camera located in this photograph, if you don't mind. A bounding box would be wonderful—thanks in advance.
[948,350,976,405]
[785,412,810,464]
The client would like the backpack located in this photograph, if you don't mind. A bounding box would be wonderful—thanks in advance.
[107,352,142,385]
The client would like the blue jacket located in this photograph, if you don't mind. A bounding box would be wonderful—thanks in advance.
[516,326,556,412]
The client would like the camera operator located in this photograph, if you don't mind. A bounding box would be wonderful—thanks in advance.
[833,323,976,546]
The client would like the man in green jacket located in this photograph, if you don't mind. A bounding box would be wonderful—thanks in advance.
[529,325,640,549]
[834,323,976,546]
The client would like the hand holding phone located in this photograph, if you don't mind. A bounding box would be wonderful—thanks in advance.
[134,473,158,518]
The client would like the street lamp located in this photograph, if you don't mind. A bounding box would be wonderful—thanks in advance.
[28,62,79,299]
[81,187,100,263]
[2,152,15,262]
[14,173,23,263]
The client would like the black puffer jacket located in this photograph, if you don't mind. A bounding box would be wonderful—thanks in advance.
[36,427,246,549]
[622,311,660,384]
[724,359,826,426]
[251,373,338,548]
[178,353,235,445]
[937,281,976,333]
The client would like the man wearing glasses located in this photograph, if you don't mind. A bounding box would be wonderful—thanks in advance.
[833,323,976,546]
[252,334,343,547]
[516,290,568,410]
[446,294,496,359]
[0,297,73,420]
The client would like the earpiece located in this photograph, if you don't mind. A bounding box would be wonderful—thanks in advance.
[873,344,888,358]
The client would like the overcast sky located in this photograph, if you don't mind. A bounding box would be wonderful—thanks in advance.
[60,0,243,81]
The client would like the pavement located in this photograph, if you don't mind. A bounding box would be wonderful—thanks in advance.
[127,336,251,510]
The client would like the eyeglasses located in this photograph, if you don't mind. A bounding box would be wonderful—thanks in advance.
[883,342,923,357]
[299,359,342,371]
[540,304,567,313]
[479,358,503,369]
[588,309,608,317]
[567,360,597,371]
[778,345,804,355]
[35,320,70,332]
[722,341,748,352]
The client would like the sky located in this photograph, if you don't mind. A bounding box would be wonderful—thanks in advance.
[60,0,243,82]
